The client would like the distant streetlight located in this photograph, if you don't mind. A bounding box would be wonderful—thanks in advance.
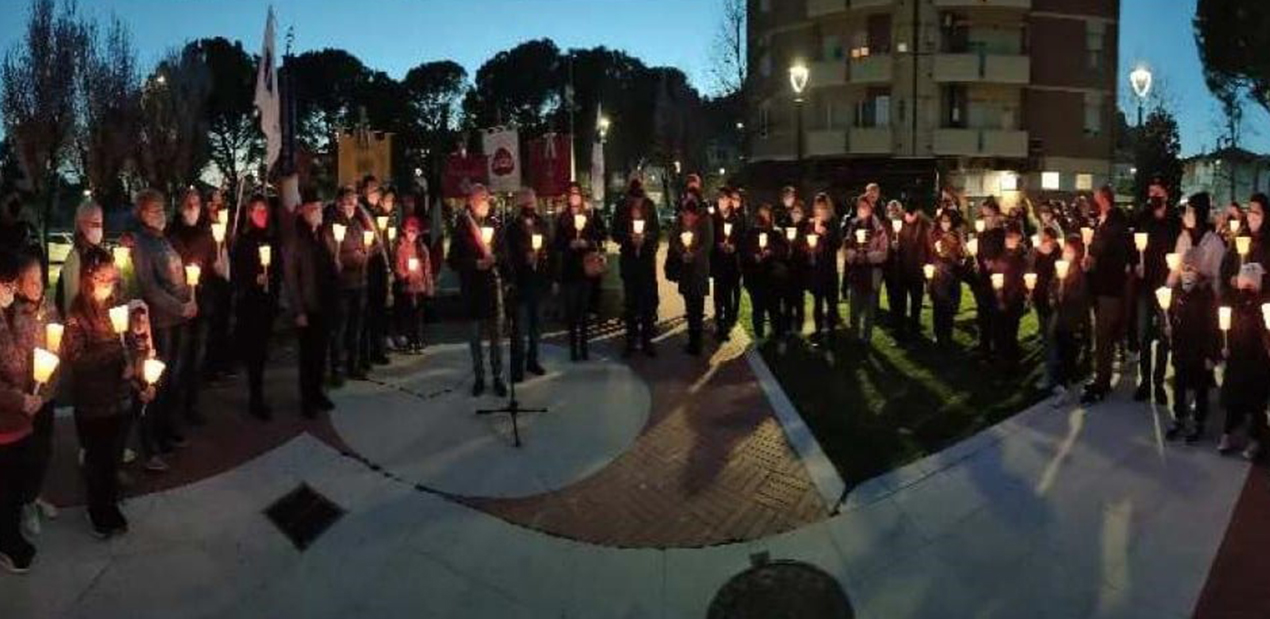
[1129,65,1152,126]
[598,115,611,143]
[789,63,810,164]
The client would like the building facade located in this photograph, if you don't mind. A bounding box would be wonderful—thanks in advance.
[745,0,1119,208]
[1180,148,1270,208]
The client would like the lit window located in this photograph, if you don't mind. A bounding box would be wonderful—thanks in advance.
[1041,172,1061,190]
[999,172,1019,192]
[1076,174,1093,190]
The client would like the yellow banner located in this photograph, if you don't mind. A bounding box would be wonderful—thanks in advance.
[337,131,393,187]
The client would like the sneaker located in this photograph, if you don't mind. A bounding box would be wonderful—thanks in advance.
[143,455,169,473]
[34,498,58,520]
[493,380,508,398]
[1243,440,1262,461]
[471,379,485,398]
[20,504,40,539]
[1217,433,1237,455]
[1133,384,1150,402]
[121,448,137,465]
[0,543,34,574]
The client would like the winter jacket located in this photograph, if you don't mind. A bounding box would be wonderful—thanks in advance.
[133,225,192,329]
[284,217,338,317]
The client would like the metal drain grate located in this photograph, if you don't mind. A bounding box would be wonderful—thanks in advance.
[264,484,345,551]
[707,557,853,619]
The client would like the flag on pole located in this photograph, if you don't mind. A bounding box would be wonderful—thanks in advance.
[254,8,281,168]
[591,105,606,208]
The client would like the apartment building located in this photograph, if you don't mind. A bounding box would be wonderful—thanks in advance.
[746,0,1119,207]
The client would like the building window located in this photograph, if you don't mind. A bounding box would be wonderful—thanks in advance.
[1084,92,1103,136]
[823,35,844,61]
[1041,172,1061,190]
[760,52,772,78]
[1076,173,1094,191]
[1085,21,1106,70]
[856,91,891,128]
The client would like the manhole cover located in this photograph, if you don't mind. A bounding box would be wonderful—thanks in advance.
[707,559,853,619]
[264,484,345,551]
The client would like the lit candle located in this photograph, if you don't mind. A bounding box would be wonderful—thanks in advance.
[109,304,129,335]
[32,347,59,393]
[376,216,389,231]
[1134,232,1148,253]
[45,323,64,352]
[1080,227,1094,247]
[1236,236,1251,257]
[855,229,867,245]
[407,257,420,272]
[480,226,495,246]
[332,223,347,243]
[724,222,733,238]
[1055,259,1070,280]
[531,233,543,251]
[807,233,819,249]
[112,246,130,268]
[1230,218,1242,234]
[573,214,587,231]
[1031,234,1041,248]
[923,264,936,281]
[892,219,902,234]
[1165,252,1180,272]
[142,357,166,386]
[1155,286,1172,311]
[935,240,943,255]
[211,222,226,244]
[387,227,398,242]
[1262,303,1270,330]
[758,232,769,249]
[184,264,201,287]
[680,231,694,248]
[362,229,375,248]
[217,209,228,226]
[258,245,272,268]
[991,273,1004,290]
[975,220,985,234]
[1219,305,1232,332]
[785,227,797,241]
[1024,272,1038,291]
[966,237,979,257]
[633,219,646,235]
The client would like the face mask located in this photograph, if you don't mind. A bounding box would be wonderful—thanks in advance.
[182,208,199,226]
[0,288,12,309]
[92,283,113,303]
[1181,270,1197,291]
[940,222,952,232]
[85,228,103,245]
[1062,251,1077,263]
[782,198,794,208]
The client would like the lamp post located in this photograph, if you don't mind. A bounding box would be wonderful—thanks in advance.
[1129,65,1152,127]
[789,63,809,166]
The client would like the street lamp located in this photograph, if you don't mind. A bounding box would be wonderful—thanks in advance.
[1129,65,1152,126]
[598,115,611,143]
[789,63,810,165]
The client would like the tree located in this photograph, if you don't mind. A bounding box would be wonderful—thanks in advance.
[76,14,141,210]
[1133,107,1183,206]
[400,60,467,185]
[1194,0,1270,117]
[1,0,89,236]
[464,39,563,132]
[709,0,747,97]
[136,46,211,195]
[289,48,373,154]
[193,37,260,194]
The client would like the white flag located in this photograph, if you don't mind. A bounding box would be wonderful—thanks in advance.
[591,105,605,207]
[483,128,521,194]
[254,8,281,167]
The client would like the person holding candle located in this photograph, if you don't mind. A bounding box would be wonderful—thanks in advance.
[613,181,661,357]
[62,250,152,537]
[1130,183,1180,404]
[55,201,106,317]
[928,211,965,347]
[554,182,607,362]
[780,201,809,338]
[1167,193,1226,296]
[231,195,279,420]
[742,204,787,340]
[0,252,45,573]
[1164,250,1222,443]
[711,187,745,342]
[881,199,908,333]
[1215,194,1269,458]
[842,194,890,345]
[284,192,338,419]
[1079,186,1131,405]
[1030,227,1060,389]
[327,186,372,385]
[806,193,841,346]
[166,188,219,426]
[504,187,549,377]
[987,224,1029,372]
[1047,235,1091,405]
[893,201,932,343]
[359,177,394,367]
[199,189,235,383]
[969,198,1007,358]
[669,198,714,356]
[132,189,196,457]
[448,184,506,397]
[394,216,436,357]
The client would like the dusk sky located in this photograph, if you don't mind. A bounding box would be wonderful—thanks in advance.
[0,0,1265,156]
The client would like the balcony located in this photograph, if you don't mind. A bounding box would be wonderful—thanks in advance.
[809,59,848,89]
[806,130,847,157]
[933,53,1030,84]
[807,0,893,18]
[850,54,892,84]
[933,0,1030,8]
[848,127,894,154]
[933,128,1028,158]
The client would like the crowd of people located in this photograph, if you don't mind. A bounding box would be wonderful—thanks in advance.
[1,167,1268,578]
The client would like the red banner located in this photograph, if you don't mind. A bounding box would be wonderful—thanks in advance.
[528,133,573,198]
[442,152,489,199]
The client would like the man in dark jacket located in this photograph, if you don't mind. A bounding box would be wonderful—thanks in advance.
[328,187,371,384]
[1131,179,1180,404]
[448,184,506,397]
[711,187,745,341]
[1081,186,1131,404]
[285,190,338,418]
[612,182,661,357]
[167,189,219,426]
[504,188,550,382]
[894,202,932,342]
[359,176,393,368]
[669,199,714,355]
[971,198,1007,358]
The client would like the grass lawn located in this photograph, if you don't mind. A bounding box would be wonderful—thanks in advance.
[741,284,1055,489]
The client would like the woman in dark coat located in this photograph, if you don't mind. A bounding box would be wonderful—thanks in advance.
[928,210,965,347]
[806,193,842,346]
[989,224,1029,373]
[668,198,714,356]
[742,204,787,340]
[612,182,661,357]
[554,183,607,361]
[448,184,505,397]
[231,195,279,420]
[1217,193,1270,459]
[781,202,809,337]
[711,188,745,341]
[1166,253,1222,444]
[1048,235,1090,404]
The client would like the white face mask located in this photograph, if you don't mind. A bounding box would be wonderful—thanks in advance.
[0,287,12,309]
[1183,209,1196,230]
[940,221,952,232]
[1062,250,1077,263]
[182,208,199,227]
[782,197,794,208]
[85,228,103,245]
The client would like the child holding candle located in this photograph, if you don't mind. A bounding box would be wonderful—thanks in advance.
[613,181,661,357]
[0,252,45,573]
[806,193,842,346]
[742,204,786,340]
[711,187,745,342]
[1048,235,1091,405]
[842,195,890,345]
[1165,251,1222,443]
[63,250,154,537]
[669,197,714,356]
[928,211,965,347]
[231,195,279,420]
[394,216,436,356]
